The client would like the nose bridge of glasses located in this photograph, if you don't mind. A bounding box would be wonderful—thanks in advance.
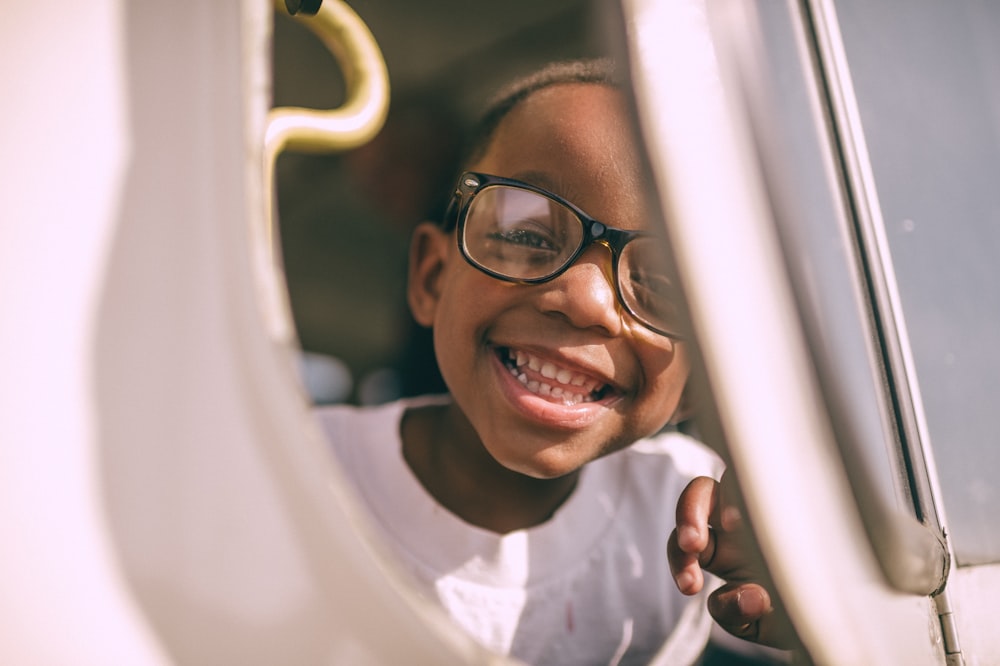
[572,239,617,290]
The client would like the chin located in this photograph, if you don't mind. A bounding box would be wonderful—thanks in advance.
[496,449,584,480]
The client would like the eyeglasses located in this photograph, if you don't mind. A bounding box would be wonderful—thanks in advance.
[444,172,684,339]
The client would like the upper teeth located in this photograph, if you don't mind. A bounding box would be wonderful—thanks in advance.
[507,349,603,405]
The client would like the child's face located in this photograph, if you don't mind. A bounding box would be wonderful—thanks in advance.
[408,83,690,479]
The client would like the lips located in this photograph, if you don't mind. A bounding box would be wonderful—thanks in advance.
[498,347,612,406]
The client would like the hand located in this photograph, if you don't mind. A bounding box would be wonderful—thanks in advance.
[667,474,795,648]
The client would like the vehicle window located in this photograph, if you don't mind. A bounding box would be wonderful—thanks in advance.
[834,0,1000,565]
[751,0,908,516]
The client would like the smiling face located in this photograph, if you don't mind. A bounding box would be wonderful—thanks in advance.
[408,82,690,479]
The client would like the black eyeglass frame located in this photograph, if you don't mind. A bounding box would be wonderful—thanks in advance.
[443,171,683,340]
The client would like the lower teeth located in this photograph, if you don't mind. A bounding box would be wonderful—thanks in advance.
[508,365,594,405]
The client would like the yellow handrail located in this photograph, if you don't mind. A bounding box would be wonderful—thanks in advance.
[264,0,390,251]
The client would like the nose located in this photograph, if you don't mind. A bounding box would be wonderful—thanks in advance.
[537,243,623,335]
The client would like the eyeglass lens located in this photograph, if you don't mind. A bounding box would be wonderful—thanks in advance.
[461,185,681,335]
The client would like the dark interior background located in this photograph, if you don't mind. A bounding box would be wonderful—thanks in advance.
[271,0,609,404]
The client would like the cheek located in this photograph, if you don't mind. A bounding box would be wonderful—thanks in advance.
[599,348,690,457]
[429,266,503,373]
[638,343,691,415]
[432,270,488,335]
[433,258,519,329]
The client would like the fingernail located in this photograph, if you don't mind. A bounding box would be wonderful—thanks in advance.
[737,588,766,616]
[676,571,695,593]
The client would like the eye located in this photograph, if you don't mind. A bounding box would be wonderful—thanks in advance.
[631,268,672,291]
[628,268,679,309]
[488,225,559,251]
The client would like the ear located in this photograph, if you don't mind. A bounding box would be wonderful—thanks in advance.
[407,222,451,327]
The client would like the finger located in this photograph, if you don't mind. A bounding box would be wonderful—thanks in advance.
[707,582,772,643]
[675,476,719,555]
[666,529,704,595]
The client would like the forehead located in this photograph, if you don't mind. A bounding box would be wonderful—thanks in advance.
[471,83,648,227]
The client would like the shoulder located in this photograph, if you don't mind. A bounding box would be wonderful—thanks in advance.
[600,430,724,530]
[313,399,395,432]
[313,394,450,440]
[624,429,725,482]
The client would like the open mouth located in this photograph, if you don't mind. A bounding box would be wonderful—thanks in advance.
[498,347,613,406]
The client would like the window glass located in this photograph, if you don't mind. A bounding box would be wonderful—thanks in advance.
[752,2,906,514]
[834,0,1000,564]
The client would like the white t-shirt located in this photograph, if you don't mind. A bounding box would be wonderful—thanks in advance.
[316,397,723,666]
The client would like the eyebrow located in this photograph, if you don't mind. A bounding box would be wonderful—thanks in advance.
[509,170,583,204]
[510,168,664,237]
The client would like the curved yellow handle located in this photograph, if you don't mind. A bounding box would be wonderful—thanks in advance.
[264,0,390,252]
[266,0,390,156]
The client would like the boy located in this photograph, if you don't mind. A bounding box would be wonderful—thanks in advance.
[317,59,782,664]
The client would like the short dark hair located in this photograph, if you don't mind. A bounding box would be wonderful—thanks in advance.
[438,59,621,229]
[462,58,620,167]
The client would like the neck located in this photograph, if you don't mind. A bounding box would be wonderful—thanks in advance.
[401,402,579,534]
